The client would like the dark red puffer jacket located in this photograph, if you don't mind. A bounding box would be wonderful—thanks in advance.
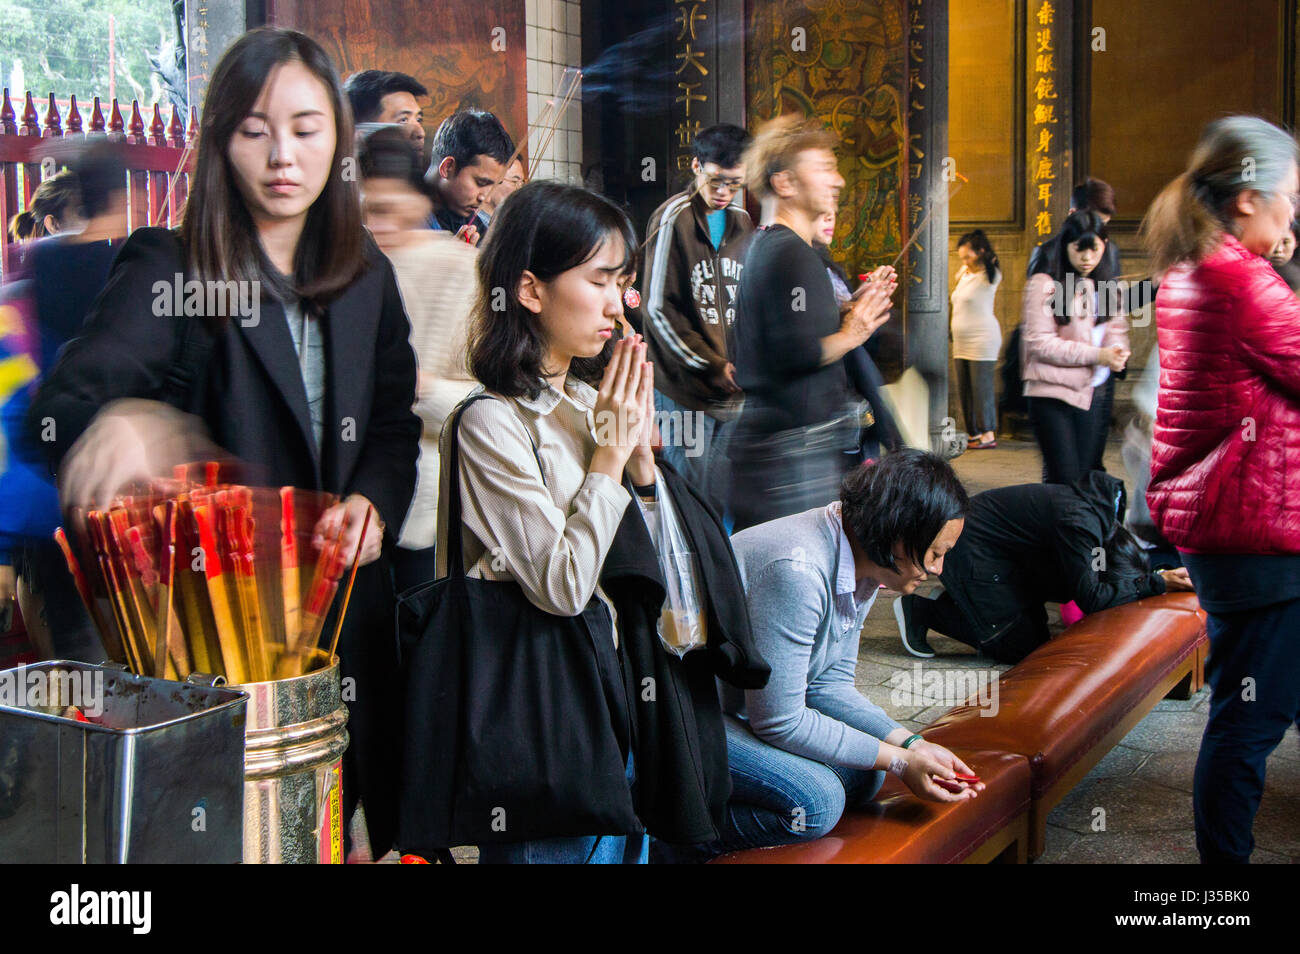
[1147,233,1300,553]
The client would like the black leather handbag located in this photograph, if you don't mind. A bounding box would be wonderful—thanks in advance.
[395,395,640,855]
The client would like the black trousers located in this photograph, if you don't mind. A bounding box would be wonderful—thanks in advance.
[1086,375,1116,471]
[728,422,855,532]
[913,590,1050,665]
[955,359,998,436]
[1028,381,1112,484]
[1193,596,1300,863]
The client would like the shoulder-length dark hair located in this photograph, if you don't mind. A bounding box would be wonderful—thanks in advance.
[469,181,639,399]
[1097,524,1152,599]
[1047,209,1114,325]
[180,28,364,308]
[840,450,969,573]
[957,229,1000,284]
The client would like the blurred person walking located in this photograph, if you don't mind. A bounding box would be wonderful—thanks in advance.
[1144,115,1300,864]
[726,117,895,531]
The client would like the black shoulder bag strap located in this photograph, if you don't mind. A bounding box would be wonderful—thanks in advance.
[427,391,544,865]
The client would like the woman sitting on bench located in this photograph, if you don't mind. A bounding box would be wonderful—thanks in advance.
[707,451,983,857]
[893,471,1194,663]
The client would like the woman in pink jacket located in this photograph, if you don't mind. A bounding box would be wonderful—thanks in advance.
[1020,210,1130,483]
[1144,115,1300,864]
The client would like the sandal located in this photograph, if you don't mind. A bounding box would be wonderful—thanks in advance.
[974,438,998,449]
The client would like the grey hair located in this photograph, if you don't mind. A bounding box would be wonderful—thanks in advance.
[1142,115,1299,274]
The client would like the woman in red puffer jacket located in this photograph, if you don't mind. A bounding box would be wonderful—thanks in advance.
[1143,115,1300,865]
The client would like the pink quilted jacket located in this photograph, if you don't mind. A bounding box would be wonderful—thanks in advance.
[1020,272,1128,411]
[1147,233,1300,553]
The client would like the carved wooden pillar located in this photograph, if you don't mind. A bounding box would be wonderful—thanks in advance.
[1026,0,1074,253]
[904,0,951,453]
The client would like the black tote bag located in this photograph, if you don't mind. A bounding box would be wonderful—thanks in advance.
[395,394,641,855]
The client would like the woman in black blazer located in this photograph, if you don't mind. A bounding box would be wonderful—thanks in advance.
[29,29,420,859]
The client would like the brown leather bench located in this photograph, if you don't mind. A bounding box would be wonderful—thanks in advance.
[714,592,1205,864]
[922,592,1206,858]
[711,750,1032,864]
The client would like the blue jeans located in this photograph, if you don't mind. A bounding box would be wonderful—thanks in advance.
[713,715,886,853]
[476,754,650,864]
[654,391,732,513]
[1193,596,1300,863]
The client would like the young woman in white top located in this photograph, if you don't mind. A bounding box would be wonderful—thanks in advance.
[435,181,656,863]
[950,229,1002,448]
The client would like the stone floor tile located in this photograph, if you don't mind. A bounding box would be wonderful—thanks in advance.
[1050,776,1193,835]
[1049,829,1200,864]
[853,659,911,687]
[1117,709,1209,753]
[1252,795,1300,856]
[1034,823,1083,863]
[1086,744,1151,780]
[1134,751,1195,793]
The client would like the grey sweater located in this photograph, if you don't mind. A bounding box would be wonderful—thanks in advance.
[722,504,903,768]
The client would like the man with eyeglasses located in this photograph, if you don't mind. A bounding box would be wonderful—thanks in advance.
[642,123,754,508]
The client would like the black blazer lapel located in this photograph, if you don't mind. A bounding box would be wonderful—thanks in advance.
[234,296,318,469]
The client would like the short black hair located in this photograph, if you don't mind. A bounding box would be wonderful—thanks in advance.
[840,450,969,573]
[692,123,750,169]
[429,109,515,172]
[67,140,126,220]
[358,126,426,193]
[343,70,428,124]
[469,181,638,400]
[1070,177,1116,218]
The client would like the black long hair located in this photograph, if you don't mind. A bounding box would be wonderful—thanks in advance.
[469,181,639,399]
[1100,524,1152,591]
[1046,209,1114,326]
[180,28,364,309]
[840,450,970,573]
[957,228,1000,284]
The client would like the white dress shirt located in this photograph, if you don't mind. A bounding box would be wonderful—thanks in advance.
[435,378,633,622]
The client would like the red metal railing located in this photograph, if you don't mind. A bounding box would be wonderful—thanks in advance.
[0,88,196,277]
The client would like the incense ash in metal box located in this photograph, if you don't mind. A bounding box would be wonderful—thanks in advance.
[0,660,247,863]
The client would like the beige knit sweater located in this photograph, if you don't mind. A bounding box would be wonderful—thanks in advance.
[386,233,481,549]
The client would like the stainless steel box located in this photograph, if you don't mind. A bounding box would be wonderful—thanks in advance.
[0,661,247,863]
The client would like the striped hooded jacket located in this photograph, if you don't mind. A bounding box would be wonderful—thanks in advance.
[641,189,752,417]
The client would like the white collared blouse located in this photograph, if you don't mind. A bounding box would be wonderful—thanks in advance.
[434,377,632,620]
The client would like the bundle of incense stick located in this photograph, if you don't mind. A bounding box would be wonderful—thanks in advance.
[57,466,366,683]
[519,67,581,183]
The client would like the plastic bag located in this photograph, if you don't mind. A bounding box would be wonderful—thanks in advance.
[637,476,707,658]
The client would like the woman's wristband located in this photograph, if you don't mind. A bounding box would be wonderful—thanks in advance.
[901,733,924,750]
[633,480,656,500]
